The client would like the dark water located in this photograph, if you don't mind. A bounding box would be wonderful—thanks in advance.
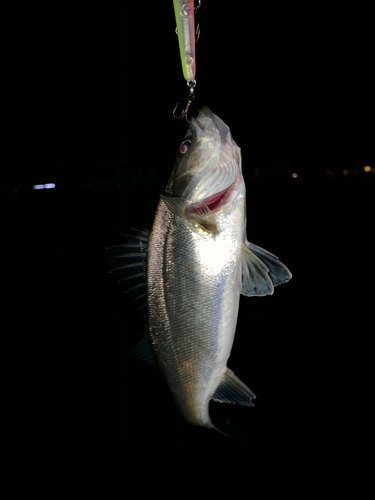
[2,164,374,447]
[43,0,375,447]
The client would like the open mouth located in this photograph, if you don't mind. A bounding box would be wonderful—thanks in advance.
[190,185,231,215]
[205,188,228,211]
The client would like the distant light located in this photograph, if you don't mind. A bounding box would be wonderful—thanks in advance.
[292,172,298,178]
[343,169,349,176]
[33,183,55,190]
[364,166,371,173]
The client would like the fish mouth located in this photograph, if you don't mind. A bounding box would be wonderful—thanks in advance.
[205,189,228,211]
[189,154,239,208]
[189,182,235,215]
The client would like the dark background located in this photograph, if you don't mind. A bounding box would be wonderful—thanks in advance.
[3,1,374,447]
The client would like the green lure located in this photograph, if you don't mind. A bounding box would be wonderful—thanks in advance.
[173,0,196,82]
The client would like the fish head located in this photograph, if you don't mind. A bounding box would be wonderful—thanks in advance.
[165,107,243,214]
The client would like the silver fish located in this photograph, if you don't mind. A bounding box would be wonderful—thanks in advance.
[107,107,292,431]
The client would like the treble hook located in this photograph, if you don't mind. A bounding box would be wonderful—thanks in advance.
[175,23,200,42]
[173,80,196,122]
[175,0,201,42]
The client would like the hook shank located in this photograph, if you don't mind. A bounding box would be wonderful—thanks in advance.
[173,80,196,122]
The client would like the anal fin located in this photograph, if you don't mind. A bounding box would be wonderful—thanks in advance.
[212,369,256,407]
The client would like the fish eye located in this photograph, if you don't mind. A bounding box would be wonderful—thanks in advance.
[179,139,192,154]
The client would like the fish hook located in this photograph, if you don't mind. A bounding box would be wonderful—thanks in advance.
[173,80,196,122]
[194,0,201,41]
[175,0,201,42]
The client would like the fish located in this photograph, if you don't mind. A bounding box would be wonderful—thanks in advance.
[106,107,292,432]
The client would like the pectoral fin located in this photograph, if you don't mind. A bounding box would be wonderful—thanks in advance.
[246,241,292,286]
[233,244,274,296]
[212,369,256,407]
[233,241,292,296]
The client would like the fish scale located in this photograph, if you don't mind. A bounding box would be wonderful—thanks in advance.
[148,194,245,427]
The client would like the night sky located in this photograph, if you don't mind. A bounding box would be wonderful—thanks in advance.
[3,1,374,448]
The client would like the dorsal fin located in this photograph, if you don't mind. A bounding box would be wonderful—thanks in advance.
[130,332,156,365]
[105,228,149,332]
[106,228,157,365]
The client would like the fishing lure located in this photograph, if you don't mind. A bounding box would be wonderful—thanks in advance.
[172,0,201,120]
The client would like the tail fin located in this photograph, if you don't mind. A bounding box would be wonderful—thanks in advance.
[204,421,236,441]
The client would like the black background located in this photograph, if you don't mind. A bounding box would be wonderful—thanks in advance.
[3,1,374,448]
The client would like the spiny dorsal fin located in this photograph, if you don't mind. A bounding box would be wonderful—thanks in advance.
[105,228,149,330]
